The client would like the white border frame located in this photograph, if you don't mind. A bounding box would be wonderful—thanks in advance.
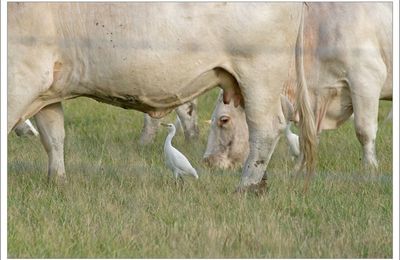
[1,1,399,259]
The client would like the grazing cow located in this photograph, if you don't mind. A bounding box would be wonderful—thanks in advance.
[203,92,250,169]
[203,3,392,177]
[203,84,299,169]
[8,3,304,191]
[139,100,199,145]
[296,2,392,177]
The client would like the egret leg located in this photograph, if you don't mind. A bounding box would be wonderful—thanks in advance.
[173,171,181,186]
[179,175,185,184]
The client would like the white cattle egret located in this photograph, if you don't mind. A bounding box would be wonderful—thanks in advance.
[14,119,39,136]
[285,122,300,159]
[25,120,39,136]
[161,123,198,181]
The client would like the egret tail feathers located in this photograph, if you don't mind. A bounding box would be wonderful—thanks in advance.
[190,167,199,179]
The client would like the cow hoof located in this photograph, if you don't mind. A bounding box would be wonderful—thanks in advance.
[235,178,269,196]
[361,163,379,176]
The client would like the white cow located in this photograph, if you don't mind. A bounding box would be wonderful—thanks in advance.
[204,3,392,185]
[296,3,392,181]
[203,87,299,169]
[8,3,304,192]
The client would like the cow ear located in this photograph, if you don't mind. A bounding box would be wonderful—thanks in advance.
[280,95,295,122]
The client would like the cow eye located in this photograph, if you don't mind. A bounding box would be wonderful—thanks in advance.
[218,115,230,127]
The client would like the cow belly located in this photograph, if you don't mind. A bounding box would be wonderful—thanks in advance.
[9,2,302,125]
[64,51,224,104]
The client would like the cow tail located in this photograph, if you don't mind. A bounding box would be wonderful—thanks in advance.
[295,3,317,192]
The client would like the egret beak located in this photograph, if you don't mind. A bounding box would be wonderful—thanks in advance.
[161,123,168,127]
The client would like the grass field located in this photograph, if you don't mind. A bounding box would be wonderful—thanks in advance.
[8,88,393,258]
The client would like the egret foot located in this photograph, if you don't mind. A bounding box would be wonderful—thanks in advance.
[174,176,185,186]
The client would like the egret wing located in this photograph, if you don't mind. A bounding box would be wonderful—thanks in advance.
[170,147,197,175]
[288,134,300,156]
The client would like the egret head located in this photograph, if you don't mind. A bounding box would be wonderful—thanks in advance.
[161,123,176,133]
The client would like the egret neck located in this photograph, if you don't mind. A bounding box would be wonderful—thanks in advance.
[165,125,176,149]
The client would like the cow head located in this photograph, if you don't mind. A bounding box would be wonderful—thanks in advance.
[203,89,298,170]
[203,92,249,169]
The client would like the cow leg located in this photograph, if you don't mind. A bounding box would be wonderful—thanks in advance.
[236,84,286,193]
[139,114,160,145]
[35,102,66,182]
[7,74,40,133]
[352,95,379,169]
[349,45,387,169]
[8,45,57,133]
[175,100,199,141]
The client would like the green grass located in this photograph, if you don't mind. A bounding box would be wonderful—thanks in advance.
[8,89,393,258]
